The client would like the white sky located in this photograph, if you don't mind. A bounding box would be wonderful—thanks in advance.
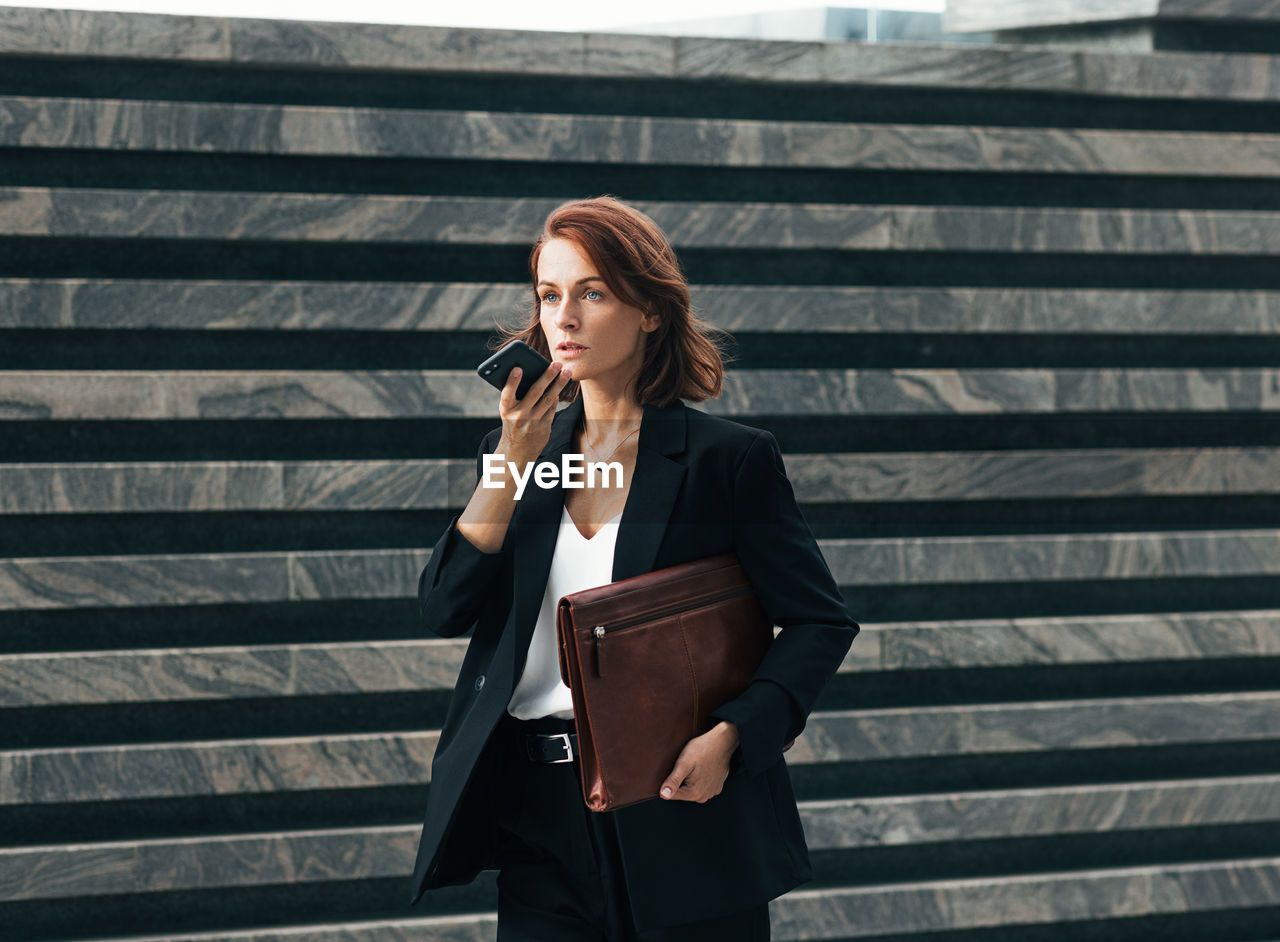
[0,0,946,33]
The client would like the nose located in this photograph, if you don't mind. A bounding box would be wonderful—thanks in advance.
[553,300,579,330]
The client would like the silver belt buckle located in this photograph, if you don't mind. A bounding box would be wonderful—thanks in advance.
[547,732,574,763]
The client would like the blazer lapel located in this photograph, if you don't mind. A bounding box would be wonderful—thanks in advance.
[507,396,688,681]
[611,399,687,581]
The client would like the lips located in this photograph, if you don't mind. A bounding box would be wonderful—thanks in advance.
[558,343,587,351]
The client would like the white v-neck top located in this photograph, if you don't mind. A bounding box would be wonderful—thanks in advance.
[506,504,623,720]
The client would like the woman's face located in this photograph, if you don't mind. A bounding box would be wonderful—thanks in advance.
[537,238,658,388]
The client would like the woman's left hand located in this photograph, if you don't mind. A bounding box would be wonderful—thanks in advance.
[659,721,740,803]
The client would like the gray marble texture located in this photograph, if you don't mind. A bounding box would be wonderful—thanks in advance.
[801,773,1280,849]
[823,528,1280,586]
[7,188,1280,255]
[3,368,1279,421]
[0,824,416,901]
[871,609,1280,670]
[0,548,429,610]
[772,856,1280,938]
[105,917,498,942]
[0,731,437,805]
[788,690,1280,765]
[947,0,1280,34]
[785,447,1280,502]
[5,692,1277,805]
[0,641,466,708]
[0,460,462,513]
[0,279,528,331]
[6,447,1279,515]
[5,5,1280,102]
[4,609,1276,708]
[7,280,1280,334]
[5,529,1280,609]
[6,94,1280,178]
[6,773,1278,900]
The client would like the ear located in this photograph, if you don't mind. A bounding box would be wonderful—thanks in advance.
[641,309,661,333]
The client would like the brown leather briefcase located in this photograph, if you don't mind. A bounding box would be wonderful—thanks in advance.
[556,552,775,812]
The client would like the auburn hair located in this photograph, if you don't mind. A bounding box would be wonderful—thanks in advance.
[492,195,733,407]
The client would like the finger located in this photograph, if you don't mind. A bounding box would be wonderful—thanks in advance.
[523,361,563,405]
[782,739,796,752]
[534,368,571,416]
[661,759,693,799]
[499,367,521,412]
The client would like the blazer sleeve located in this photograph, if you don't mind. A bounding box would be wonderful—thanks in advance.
[417,427,508,639]
[707,428,860,778]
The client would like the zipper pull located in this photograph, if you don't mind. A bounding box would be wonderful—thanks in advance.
[593,626,606,677]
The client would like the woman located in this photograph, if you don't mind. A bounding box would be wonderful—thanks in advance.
[409,196,859,941]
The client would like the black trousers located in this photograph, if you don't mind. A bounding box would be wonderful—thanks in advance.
[492,711,772,942]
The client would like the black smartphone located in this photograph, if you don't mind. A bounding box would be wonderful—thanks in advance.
[477,339,553,400]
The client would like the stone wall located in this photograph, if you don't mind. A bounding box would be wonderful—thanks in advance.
[2,5,1280,939]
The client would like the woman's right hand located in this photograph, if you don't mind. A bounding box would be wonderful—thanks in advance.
[497,360,572,468]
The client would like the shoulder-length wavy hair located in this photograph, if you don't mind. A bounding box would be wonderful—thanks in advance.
[491,195,733,407]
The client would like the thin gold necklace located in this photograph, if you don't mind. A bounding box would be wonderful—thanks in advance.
[581,421,641,464]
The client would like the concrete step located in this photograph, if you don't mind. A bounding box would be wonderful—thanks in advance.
[4,447,1279,514]
[4,528,1279,610]
[7,281,1280,334]
[5,188,1280,254]
[6,95,1280,177]
[2,609,1277,707]
[5,774,1279,900]
[5,692,1278,805]
[3,368,1277,421]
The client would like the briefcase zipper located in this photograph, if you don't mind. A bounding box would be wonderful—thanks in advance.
[591,584,752,678]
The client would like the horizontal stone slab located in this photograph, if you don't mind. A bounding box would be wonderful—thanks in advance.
[822,529,1280,587]
[0,823,414,901]
[5,692,1278,805]
[0,641,467,708]
[6,188,1280,255]
[5,609,1276,707]
[0,547,429,610]
[123,919,492,942]
[869,609,1280,671]
[7,281,1280,334]
[7,95,1280,178]
[786,447,1280,503]
[0,731,438,805]
[0,278,527,331]
[803,772,1280,850]
[6,773,1278,899]
[5,529,1280,609]
[0,459,459,513]
[7,447,1280,514]
[774,855,1280,938]
[3,6,1280,104]
[3,368,1278,421]
[947,0,1280,34]
[113,915,495,942]
[796,690,1280,765]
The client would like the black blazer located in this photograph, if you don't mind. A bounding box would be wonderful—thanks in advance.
[409,394,859,931]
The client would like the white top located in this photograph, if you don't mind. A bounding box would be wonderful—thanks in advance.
[506,504,623,720]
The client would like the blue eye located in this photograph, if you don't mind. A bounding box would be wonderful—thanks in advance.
[586,290,602,300]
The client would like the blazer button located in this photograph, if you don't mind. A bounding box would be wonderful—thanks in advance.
[474,674,486,692]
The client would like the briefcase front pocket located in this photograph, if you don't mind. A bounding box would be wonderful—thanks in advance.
[573,614,698,811]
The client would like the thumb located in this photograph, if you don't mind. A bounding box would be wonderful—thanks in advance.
[661,758,692,799]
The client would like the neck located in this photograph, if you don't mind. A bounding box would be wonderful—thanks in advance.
[576,379,644,444]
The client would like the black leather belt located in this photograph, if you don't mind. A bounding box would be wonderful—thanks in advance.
[522,730,579,764]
